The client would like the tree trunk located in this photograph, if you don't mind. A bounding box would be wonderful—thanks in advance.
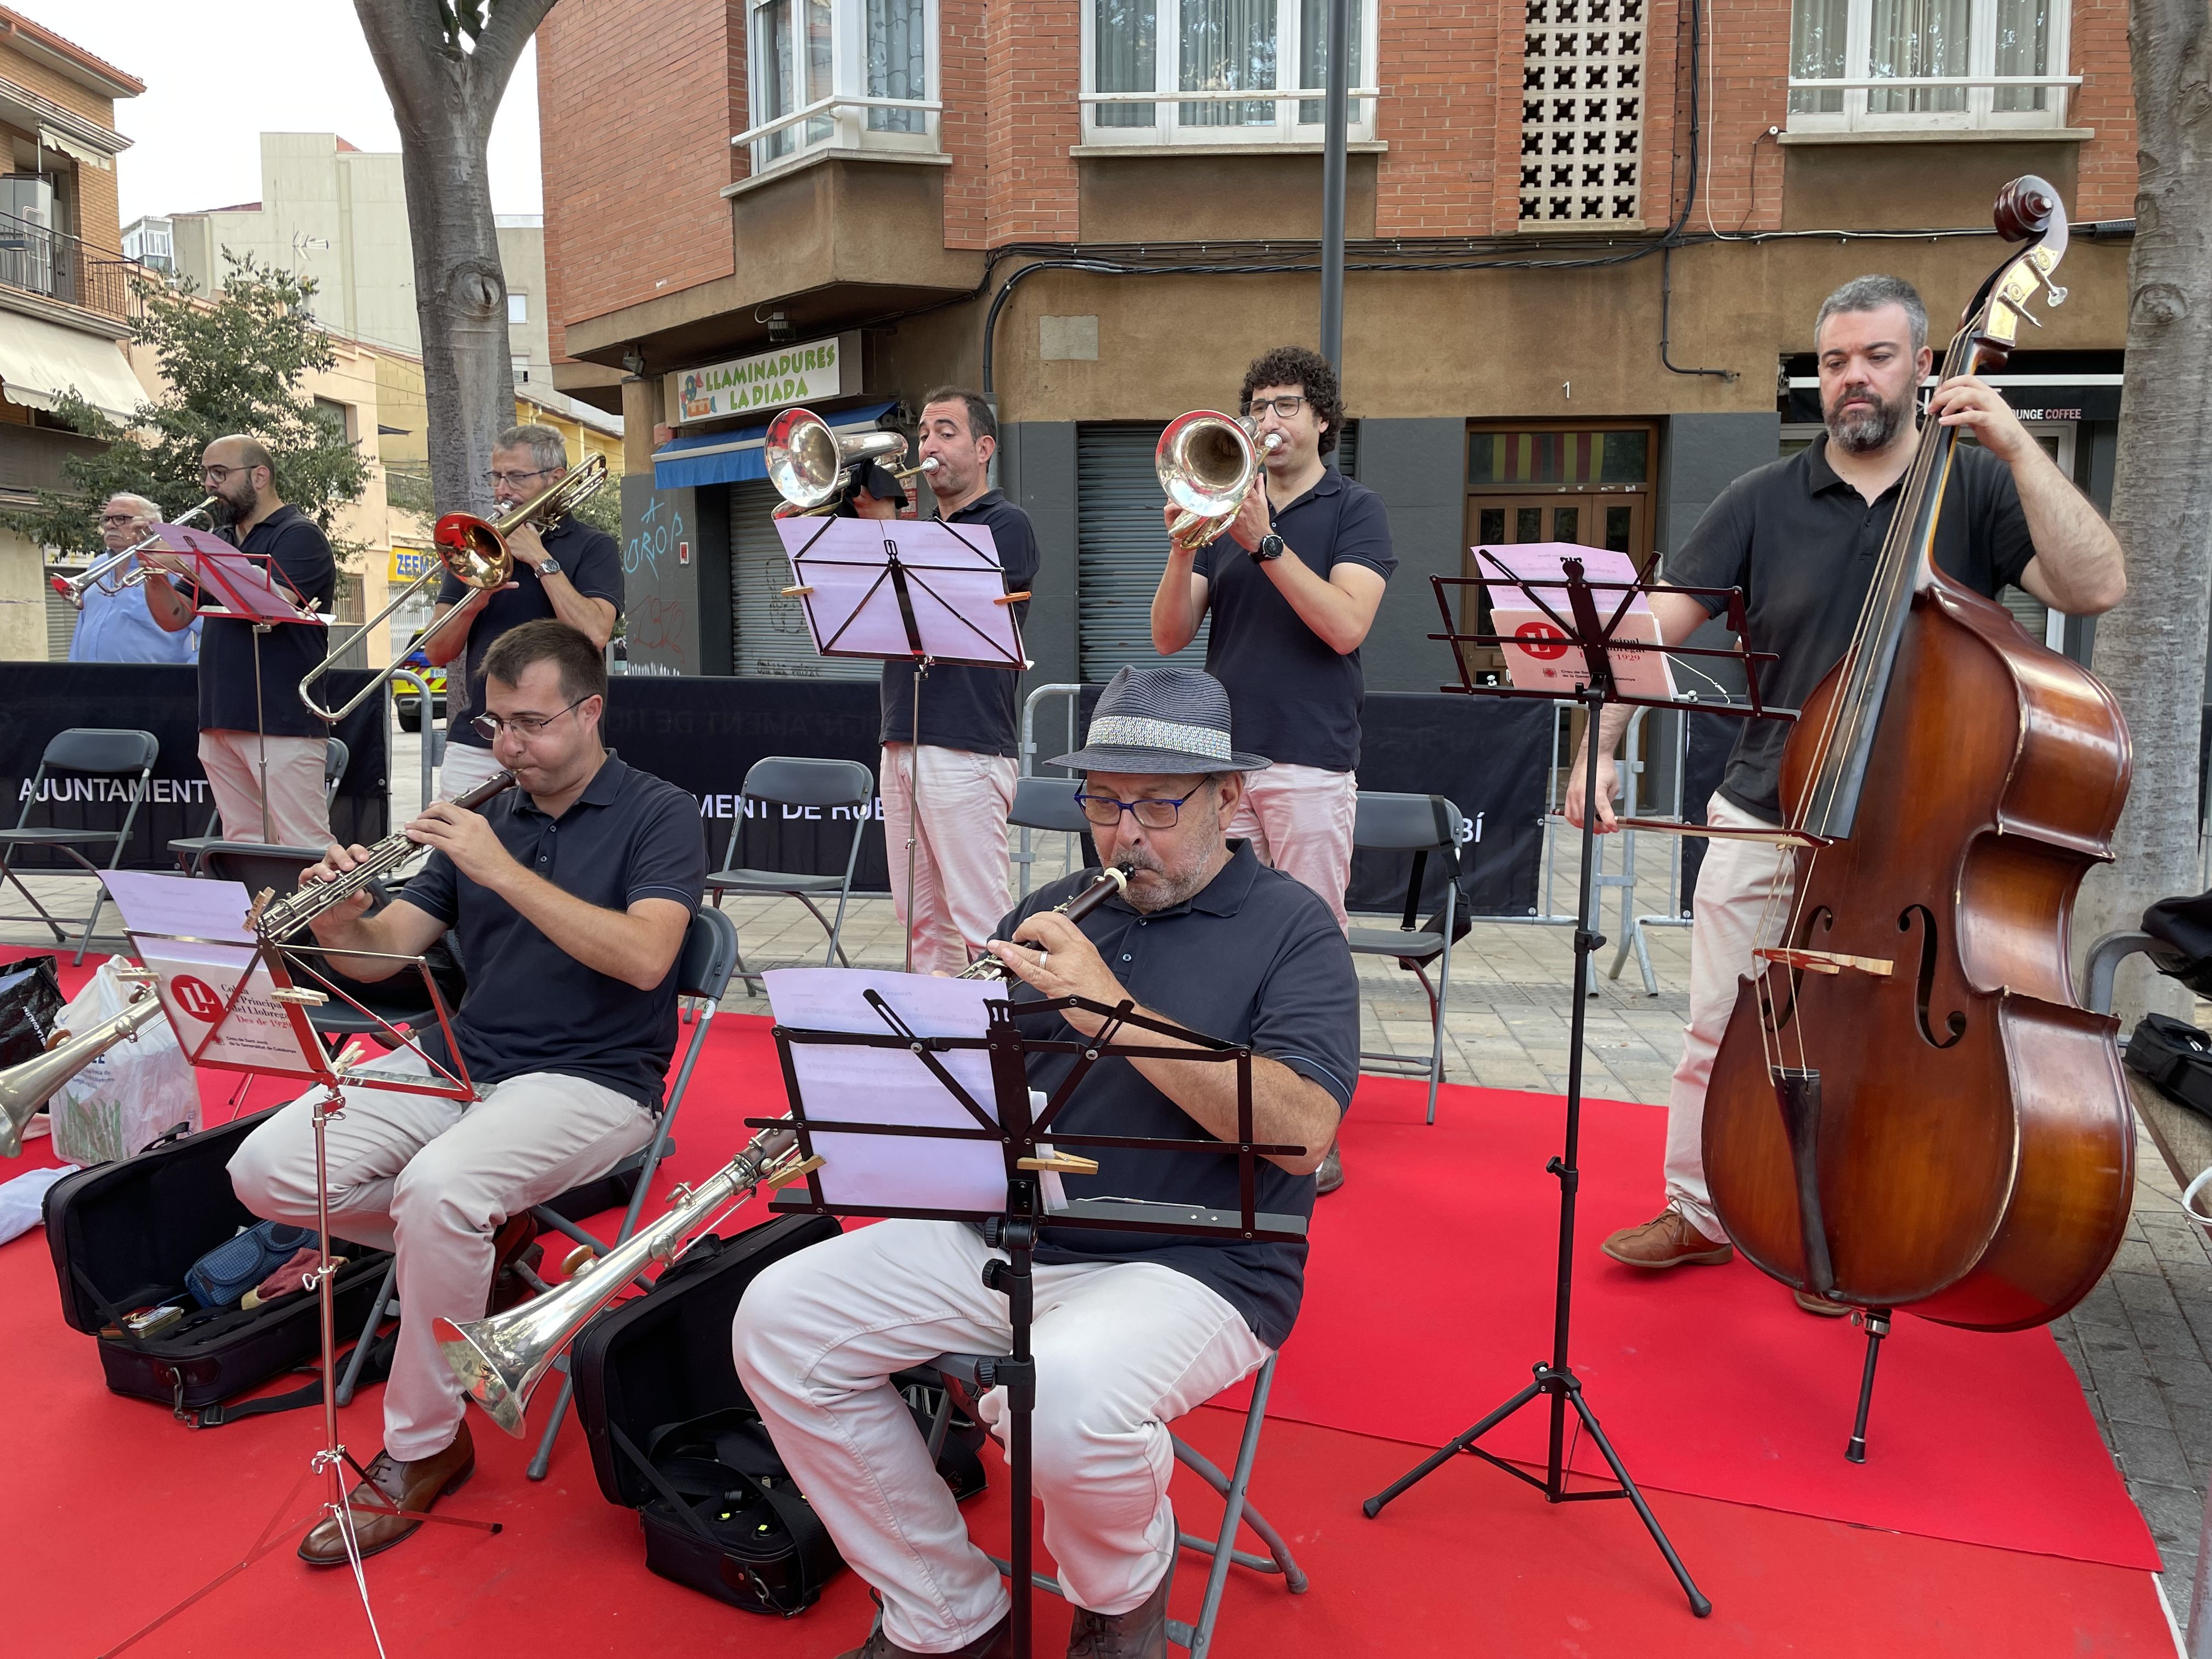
[2075,0,2212,1025]
[353,0,554,517]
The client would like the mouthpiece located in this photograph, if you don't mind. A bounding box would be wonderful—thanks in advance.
[1262,433,1284,452]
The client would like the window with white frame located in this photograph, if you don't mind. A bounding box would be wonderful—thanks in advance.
[1083,0,1379,146]
[1787,0,2073,132]
[741,0,939,174]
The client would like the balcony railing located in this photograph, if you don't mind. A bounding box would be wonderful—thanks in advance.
[0,209,139,323]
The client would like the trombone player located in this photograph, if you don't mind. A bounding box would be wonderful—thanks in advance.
[228,619,706,1565]
[424,425,623,794]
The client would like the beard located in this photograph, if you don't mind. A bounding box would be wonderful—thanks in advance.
[208,486,252,527]
[1824,385,1910,454]
[1118,802,1224,913]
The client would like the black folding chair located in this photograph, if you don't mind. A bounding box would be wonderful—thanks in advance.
[1009,775,1098,899]
[171,736,349,874]
[0,727,159,964]
[706,756,873,988]
[1347,792,1468,1125]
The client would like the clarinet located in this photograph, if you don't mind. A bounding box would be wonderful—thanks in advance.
[249,770,520,941]
[955,862,1134,980]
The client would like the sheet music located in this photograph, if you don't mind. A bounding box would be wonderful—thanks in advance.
[778,518,1024,668]
[765,968,1015,1213]
[101,870,256,942]
[1478,542,1677,699]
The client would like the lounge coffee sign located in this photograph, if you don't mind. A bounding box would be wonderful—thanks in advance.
[679,331,860,422]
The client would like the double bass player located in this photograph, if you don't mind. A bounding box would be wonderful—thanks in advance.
[1564,274,2125,1314]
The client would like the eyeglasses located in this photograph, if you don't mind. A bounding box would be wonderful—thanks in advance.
[99,514,140,527]
[471,695,591,742]
[200,464,257,483]
[483,467,556,488]
[1242,395,1308,419]
[1075,788,1209,831]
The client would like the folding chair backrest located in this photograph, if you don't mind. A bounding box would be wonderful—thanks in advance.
[678,905,741,1002]
[742,755,873,810]
[1009,776,1089,834]
[1353,792,1458,854]
[201,843,327,901]
[43,727,159,777]
[324,737,351,788]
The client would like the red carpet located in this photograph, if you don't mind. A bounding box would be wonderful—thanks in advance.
[0,947,2171,1654]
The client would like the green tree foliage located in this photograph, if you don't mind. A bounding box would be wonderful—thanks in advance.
[8,255,370,558]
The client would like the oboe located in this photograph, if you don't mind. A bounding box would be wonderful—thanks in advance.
[956,862,1135,980]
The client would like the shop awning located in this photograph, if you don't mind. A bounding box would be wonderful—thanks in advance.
[0,312,143,423]
[652,399,897,490]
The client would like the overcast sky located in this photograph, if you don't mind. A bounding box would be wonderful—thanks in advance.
[13,1,543,224]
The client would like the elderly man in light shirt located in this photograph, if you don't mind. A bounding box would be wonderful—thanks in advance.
[68,494,200,665]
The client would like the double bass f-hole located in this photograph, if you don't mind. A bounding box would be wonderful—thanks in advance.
[1898,904,1968,1049]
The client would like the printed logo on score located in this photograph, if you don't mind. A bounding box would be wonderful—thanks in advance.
[171,975,223,1022]
[1514,621,1571,661]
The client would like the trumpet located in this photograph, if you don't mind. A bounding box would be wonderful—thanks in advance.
[0,990,163,1158]
[434,1119,819,1435]
[50,496,220,609]
[765,405,921,517]
[956,864,1133,979]
[247,769,518,942]
[1156,411,1280,554]
[297,457,608,724]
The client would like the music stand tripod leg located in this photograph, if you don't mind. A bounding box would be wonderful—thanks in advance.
[1844,1307,1892,1464]
[981,1205,1040,1659]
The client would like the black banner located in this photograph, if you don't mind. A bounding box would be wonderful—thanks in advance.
[0,663,390,869]
[605,678,1549,916]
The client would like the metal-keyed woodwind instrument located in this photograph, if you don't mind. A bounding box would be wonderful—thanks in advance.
[956,863,1133,980]
[433,1119,820,1435]
[247,770,518,941]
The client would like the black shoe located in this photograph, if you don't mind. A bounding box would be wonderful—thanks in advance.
[1067,1555,1173,1659]
[1316,1143,1344,1195]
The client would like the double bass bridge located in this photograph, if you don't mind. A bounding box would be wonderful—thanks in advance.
[1755,947,1893,979]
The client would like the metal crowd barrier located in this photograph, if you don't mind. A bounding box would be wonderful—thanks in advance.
[1016,682,1085,899]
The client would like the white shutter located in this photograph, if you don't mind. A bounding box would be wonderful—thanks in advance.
[46,571,80,660]
[729,481,879,680]
[1077,424,1210,682]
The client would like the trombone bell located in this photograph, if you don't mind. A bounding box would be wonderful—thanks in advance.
[765,407,911,514]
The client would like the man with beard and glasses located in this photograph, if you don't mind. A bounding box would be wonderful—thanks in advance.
[736,665,1355,1659]
[1559,273,2126,1314]
[143,435,338,845]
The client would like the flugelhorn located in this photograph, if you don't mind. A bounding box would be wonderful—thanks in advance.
[0,989,163,1158]
[956,863,1133,980]
[1156,411,1279,554]
[51,496,220,609]
[297,457,608,724]
[765,406,917,516]
[433,1119,819,1435]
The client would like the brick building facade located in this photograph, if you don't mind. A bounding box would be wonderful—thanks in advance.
[535,0,2136,686]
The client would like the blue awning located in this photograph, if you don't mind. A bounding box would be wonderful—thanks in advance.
[652,399,899,490]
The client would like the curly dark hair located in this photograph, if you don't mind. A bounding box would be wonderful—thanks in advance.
[1239,345,1342,457]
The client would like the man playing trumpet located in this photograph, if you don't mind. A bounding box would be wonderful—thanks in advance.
[228,619,706,1564]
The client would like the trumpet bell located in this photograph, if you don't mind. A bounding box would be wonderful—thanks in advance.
[1156,411,1261,553]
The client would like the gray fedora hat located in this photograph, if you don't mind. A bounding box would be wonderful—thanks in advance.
[1050,665,1271,775]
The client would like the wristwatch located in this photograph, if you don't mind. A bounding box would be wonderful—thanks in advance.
[1251,533,1285,564]
[535,554,563,578]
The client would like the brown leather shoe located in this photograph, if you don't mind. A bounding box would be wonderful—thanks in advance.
[1795,1289,1853,1317]
[1067,1555,1173,1658]
[297,1423,475,1566]
[1600,1207,1733,1268]
[834,1610,1011,1659]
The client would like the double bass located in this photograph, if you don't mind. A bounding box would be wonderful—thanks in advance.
[1701,177,2134,1332]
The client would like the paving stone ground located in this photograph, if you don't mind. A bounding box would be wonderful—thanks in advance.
[9,732,2197,1635]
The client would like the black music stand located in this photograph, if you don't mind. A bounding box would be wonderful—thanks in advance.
[145,521,325,845]
[763,975,1305,1659]
[95,872,497,1659]
[1360,555,1804,1617]
[775,517,1028,972]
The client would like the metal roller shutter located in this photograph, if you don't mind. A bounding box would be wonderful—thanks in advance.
[729,482,877,681]
[1075,421,1359,683]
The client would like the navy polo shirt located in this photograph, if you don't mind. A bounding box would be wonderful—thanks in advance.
[397,754,707,1105]
[999,841,1359,1350]
[439,516,624,748]
[190,504,337,738]
[1667,435,2036,821]
[1193,471,1395,772]
[879,490,1040,757]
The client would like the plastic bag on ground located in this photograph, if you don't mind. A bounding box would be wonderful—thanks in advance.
[46,961,200,1166]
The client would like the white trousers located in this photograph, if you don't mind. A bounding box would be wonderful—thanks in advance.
[1224,761,1357,932]
[198,730,330,847]
[733,1220,1269,1653]
[881,743,1018,978]
[437,738,507,797]
[228,1049,653,1459]
[1666,792,1796,1241]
